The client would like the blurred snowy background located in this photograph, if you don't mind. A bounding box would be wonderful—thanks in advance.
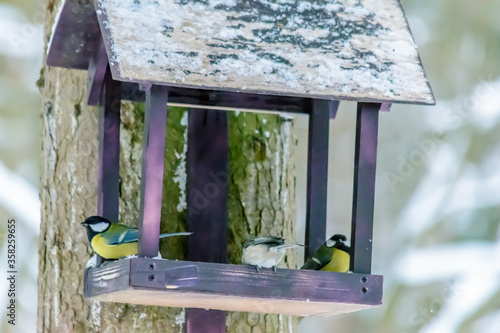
[0,0,499,332]
[0,0,42,332]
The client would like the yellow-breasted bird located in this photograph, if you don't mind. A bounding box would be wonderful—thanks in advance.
[81,216,192,259]
[301,234,350,272]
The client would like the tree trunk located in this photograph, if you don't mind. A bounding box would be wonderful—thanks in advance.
[38,2,298,332]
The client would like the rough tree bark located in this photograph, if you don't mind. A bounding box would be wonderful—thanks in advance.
[38,1,299,332]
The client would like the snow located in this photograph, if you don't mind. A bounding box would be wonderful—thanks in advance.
[297,2,312,13]
[324,3,342,12]
[208,0,237,8]
[175,308,185,332]
[96,0,433,104]
[173,111,189,212]
[90,301,101,329]
[46,0,65,55]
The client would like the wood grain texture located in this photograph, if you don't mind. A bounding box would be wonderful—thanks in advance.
[85,258,383,316]
[94,0,434,104]
[93,290,376,317]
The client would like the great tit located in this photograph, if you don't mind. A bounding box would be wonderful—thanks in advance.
[81,216,192,259]
[301,234,350,272]
[242,236,303,272]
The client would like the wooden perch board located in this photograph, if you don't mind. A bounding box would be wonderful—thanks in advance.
[84,258,383,316]
[94,0,434,104]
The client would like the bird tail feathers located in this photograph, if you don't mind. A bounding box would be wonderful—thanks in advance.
[301,259,321,270]
[159,232,193,238]
[274,244,304,251]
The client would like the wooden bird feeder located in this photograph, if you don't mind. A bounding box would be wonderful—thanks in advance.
[47,0,434,329]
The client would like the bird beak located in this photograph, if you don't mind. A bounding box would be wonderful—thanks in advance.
[81,222,88,227]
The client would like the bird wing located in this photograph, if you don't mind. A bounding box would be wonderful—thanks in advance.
[273,243,304,251]
[103,224,192,245]
[104,224,139,245]
[301,245,333,270]
[301,257,322,270]
[244,236,285,248]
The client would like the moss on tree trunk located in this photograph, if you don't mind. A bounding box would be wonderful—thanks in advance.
[39,1,299,332]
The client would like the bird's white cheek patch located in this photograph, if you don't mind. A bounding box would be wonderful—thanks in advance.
[90,222,109,232]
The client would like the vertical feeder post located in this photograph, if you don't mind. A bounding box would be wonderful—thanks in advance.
[87,39,108,106]
[350,103,381,274]
[137,85,169,257]
[305,100,337,259]
[96,68,121,265]
[186,109,228,333]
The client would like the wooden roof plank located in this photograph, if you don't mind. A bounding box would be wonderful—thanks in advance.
[47,0,435,104]
[46,0,100,69]
[96,0,434,104]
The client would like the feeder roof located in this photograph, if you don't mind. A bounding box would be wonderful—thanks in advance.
[47,0,435,105]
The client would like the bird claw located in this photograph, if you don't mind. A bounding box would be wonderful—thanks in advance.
[251,265,261,272]
[272,266,277,273]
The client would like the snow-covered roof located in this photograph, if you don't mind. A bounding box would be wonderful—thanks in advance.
[48,0,435,104]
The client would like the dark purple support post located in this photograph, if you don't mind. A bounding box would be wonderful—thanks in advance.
[96,69,121,264]
[186,310,226,333]
[137,85,169,258]
[186,109,228,333]
[329,100,340,119]
[87,39,108,106]
[305,100,336,259]
[350,103,381,274]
